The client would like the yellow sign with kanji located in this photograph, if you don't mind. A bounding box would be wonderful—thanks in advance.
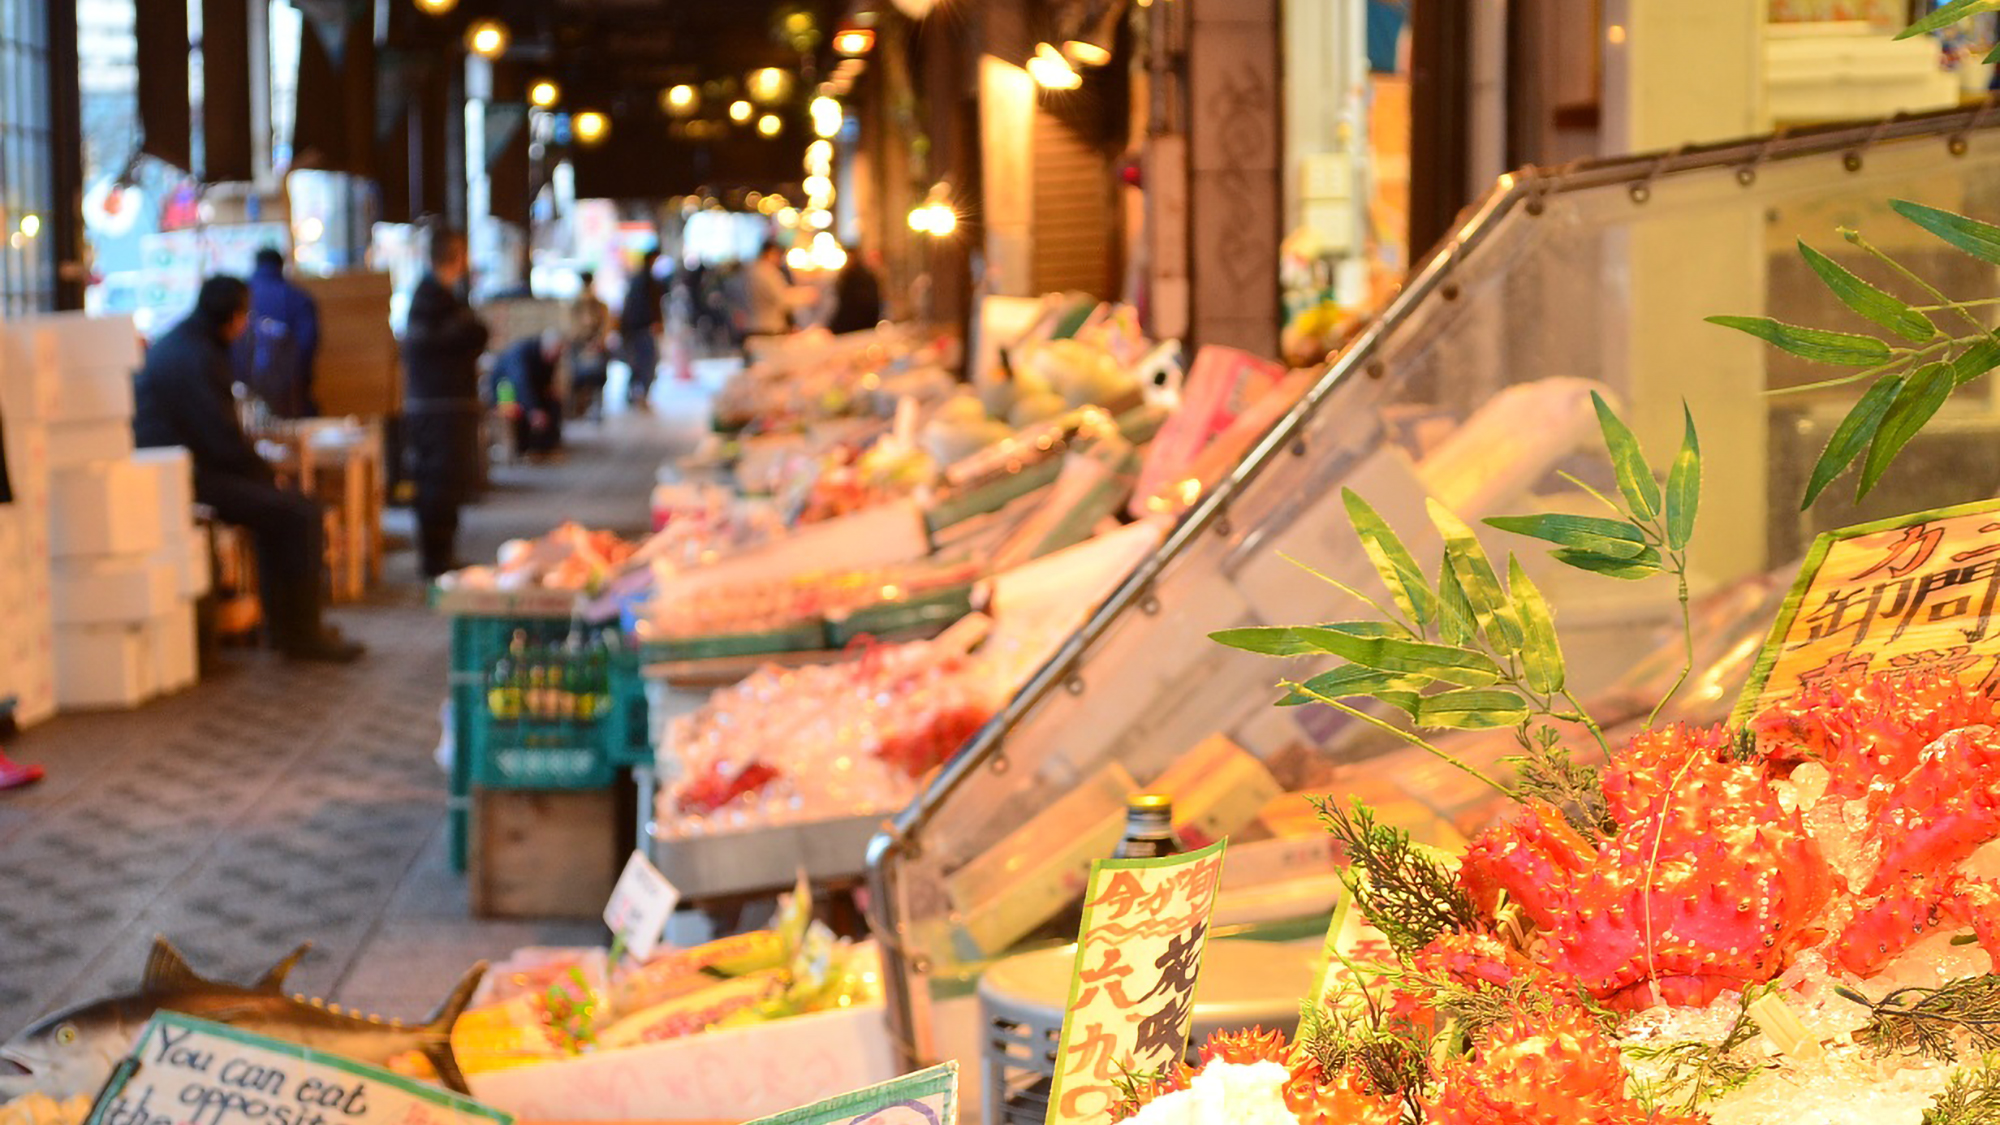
[1045,839,1226,1125]
[1734,498,2000,724]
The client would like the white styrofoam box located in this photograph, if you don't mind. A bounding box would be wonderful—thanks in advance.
[0,325,56,420]
[52,365,135,423]
[147,601,198,694]
[53,555,179,625]
[27,313,142,377]
[131,446,197,543]
[50,458,165,558]
[48,418,135,472]
[156,527,212,598]
[53,619,155,710]
[4,424,50,494]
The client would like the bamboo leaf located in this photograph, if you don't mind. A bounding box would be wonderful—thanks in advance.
[1987,38,2000,64]
[1278,665,1432,707]
[1800,371,1904,509]
[1665,403,1701,551]
[1551,547,1664,580]
[1435,561,1475,648]
[1284,626,1506,687]
[1704,315,1894,366]
[1898,0,2000,38]
[1507,556,1565,695]
[1891,199,2000,266]
[1590,391,1664,521]
[1954,337,2000,386]
[1413,688,1532,730]
[1428,499,1525,654]
[1797,240,1935,343]
[1483,513,1649,558]
[1858,361,1955,498]
[1341,489,1437,628]
[1210,621,1405,657]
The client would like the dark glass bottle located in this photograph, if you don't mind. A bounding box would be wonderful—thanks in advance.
[1113,794,1180,860]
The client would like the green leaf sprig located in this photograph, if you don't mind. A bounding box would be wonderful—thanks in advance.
[1622,985,1774,1114]
[1924,1053,2000,1125]
[1315,797,1478,956]
[1709,203,2000,505]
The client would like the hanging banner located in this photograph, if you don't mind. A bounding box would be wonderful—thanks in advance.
[740,1061,957,1125]
[1045,839,1227,1125]
[83,1013,510,1125]
[1734,498,2000,724]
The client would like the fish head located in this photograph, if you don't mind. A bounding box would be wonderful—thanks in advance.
[0,999,149,1102]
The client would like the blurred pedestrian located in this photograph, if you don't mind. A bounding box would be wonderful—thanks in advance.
[400,226,490,580]
[565,269,611,418]
[135,276,362,661]
[493,331,565,458]
[234,247,321,417]
[827,245,884,335]
[619,248,664,408]
[745,241,811,359]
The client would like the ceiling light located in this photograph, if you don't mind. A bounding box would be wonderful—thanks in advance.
[786,246,813,272]
[757,113,783,138]
[776,207,799,226]
[805,207,832,229]
[803,174,833,201]
[747,67,794,105]
[573,111,609,145]
[811,231,848,271]
[529,80,560,108]
[758,195,784,215]
[414,0,456,13]
[729,99,753,124]
[1028,43,1081,90]
[1063,40,1112,67]
[810,96,843,139]
[664,84,698,116]
[466,19,508,58]
[17,214,40,239]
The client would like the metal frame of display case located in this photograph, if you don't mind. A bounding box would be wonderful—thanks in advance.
[863,98,2000,1069]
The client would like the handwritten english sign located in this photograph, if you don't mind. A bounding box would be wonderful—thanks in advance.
[1734,498,2000,724]
[1046,839,1227,1125]
[740,1061,956,1125]
[85,1013,509,1125]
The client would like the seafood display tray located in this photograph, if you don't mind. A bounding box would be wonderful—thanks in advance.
[647,813,885,900]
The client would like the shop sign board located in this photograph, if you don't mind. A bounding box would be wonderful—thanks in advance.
[1046,840,1228,1125]
[740,1061,957,1125]
[84,1013,510,1125]
[1734,498,2000,724]
[604,849,680,963]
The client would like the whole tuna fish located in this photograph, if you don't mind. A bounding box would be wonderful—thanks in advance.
[0,937,484,1102]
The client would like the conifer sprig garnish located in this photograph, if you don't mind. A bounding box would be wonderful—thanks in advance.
[1838,976,2000,1060]
[1316,797,1478,955]
[1923,1053,2000,1125]
[1623,986,1773,1113]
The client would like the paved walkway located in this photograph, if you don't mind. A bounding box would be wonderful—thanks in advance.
[0,371,717,1034]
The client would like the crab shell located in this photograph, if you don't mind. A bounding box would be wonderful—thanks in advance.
[1420,1002,1698,1125]
[1751,671,2000,802]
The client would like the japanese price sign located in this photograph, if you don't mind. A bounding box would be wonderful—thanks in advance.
[1046,839,1227,1125]
[84,1013,510,1125]
[1735,499,2000,724]
[741,1061,957,1125]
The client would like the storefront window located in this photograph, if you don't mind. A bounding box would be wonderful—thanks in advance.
[0,0,57,314]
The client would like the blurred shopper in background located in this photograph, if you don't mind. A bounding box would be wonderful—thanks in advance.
[492,331,565,459]
[565,270,611,418]
[135,276,362,662]
[234,247,321,418]
[400,226,490,580]
[827,244,884,335]
[619,248,664,408]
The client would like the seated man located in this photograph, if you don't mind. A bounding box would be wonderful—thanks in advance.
[490,331,564,458]
[133,276,364,663]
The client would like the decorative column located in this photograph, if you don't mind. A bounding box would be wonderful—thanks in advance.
[1184,0,1281,355]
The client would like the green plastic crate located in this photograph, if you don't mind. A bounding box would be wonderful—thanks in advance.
[825,585,977,648]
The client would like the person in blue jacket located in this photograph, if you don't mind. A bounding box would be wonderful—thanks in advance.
[491,332,564,458]
[234,247,321,417]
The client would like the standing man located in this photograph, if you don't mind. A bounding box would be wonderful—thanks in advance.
[400,227,490,580]
[134,276,362,662]
[565,270,611,418]
[745,240,805,359]
[235,247,321,417]
[619,248,664,409]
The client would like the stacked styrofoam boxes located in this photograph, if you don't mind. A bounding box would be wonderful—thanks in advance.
[30,314,205,710]
[0,322,56,726]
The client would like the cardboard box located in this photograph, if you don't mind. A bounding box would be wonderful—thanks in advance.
[50,459,166,557]
[48,419,136,471]
[465,966,896,1121]
[51,365,135,423]
[53,555,179,625]
[147,601,198,693]
[54,619,155,709]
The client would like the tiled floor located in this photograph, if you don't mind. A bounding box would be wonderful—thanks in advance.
[0,370,719,1034]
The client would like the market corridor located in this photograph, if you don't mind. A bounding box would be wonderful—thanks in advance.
[0,377,715,1037]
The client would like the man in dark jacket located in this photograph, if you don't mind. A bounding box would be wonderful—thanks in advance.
[133,276,362,662]
[491,332,563,457]
[400,227,491,579]
[234,247,320,417]
[618,248,663,408]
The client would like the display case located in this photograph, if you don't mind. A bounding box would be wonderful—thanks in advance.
[866,103,2000,1076]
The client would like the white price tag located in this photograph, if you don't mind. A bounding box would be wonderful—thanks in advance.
[603,850,680,962]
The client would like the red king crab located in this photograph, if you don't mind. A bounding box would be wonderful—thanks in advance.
[1460,671,2000,1010]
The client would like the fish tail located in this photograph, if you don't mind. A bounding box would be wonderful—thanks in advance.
[421,961,485,1095]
